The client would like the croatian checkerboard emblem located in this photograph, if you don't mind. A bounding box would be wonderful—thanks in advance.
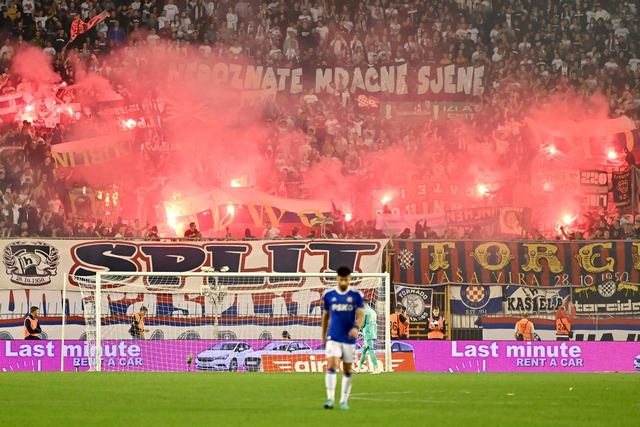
[597,282,616,298]
[460,285,491,310]
[398,249,415,269]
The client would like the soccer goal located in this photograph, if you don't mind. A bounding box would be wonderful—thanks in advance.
[64,271,391,373]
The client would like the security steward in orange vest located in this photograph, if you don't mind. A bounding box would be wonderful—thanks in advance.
[555,302,574,341]
[129,306,148,339]
[24,306,42,340]
[427,306,446,340]
[390,304,410,339]
[514,312,534,341]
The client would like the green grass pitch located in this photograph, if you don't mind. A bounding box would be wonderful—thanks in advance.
[0,373,637,427]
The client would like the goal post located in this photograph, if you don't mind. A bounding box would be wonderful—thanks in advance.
[69,271,392,373]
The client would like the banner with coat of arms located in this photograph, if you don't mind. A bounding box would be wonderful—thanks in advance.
[572,281,640,315]
[393,284,433,322]
[3,241,60,286]
[450,285,503,315]
[393,239,640,288]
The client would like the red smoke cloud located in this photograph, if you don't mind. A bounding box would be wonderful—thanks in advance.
[6,43,623,235]
[10,46,60,86]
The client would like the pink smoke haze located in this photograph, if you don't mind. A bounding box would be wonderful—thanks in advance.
[6,42,631,236]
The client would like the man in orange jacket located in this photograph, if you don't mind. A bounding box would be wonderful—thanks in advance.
[390,304,410,339]
[427,306,446,340]
[514,312,534,341]
[555,298,575,341]
[129,306,149,339]
[24,306,42,340]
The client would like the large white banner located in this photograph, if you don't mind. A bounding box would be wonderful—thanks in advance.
[167,62,486,98]
[0,239,387,292]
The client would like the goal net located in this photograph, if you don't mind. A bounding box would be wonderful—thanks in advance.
[67,272,391,373]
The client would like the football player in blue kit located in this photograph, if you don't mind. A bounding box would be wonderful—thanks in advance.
[321,266,365,410]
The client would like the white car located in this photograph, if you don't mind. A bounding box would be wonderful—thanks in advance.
[635,354,640,371]
[195,341,253,371]
[312,342,363,354]
[244,341,312,372]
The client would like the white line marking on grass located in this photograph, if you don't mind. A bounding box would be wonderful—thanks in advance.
[354,391,412,397]
[350,397,619,408]
[350,397,465,404]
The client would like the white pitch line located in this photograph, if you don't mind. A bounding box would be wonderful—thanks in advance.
[349,394,626,408]
[353,391,412,397]
[350,397,460,403]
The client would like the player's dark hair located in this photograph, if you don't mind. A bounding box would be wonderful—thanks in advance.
[29,306,38,314]
[336,266,352,277]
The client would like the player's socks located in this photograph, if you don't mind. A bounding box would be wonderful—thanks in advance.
[325,368,337,402]
[340,371,353,405]
[358,353,366,367]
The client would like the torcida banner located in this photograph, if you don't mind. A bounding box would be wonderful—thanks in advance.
[394,240,640,287]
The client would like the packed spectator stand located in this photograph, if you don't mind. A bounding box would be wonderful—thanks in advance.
[0,0,638,239]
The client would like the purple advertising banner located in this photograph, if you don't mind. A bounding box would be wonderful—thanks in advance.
[1,340,156,372]
[1,340,639,372]
[1,340,324,372]
[412,341,640,373]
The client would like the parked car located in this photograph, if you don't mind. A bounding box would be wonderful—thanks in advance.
[244,341,312,372]
[195,341,253,371]
[390,341,415,357]
[314,341,414,372]
[312,342,363,353]
[312,341,414,355]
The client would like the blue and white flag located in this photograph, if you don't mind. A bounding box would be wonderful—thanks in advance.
[450,285,502,315]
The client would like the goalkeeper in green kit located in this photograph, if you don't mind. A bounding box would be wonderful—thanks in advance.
[357,302,381,374]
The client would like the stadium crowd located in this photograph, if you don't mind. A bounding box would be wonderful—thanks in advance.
[0,0,639,239]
